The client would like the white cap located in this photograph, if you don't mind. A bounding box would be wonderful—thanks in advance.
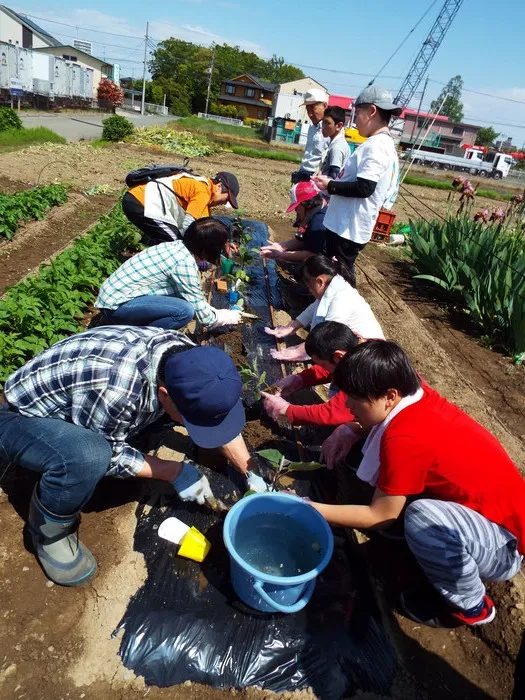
[303,88,329,105]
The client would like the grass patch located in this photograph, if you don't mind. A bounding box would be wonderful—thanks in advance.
[229,145,301,163]
[171,116,263,140]
[0,126,66,152]
[403,174,513,201]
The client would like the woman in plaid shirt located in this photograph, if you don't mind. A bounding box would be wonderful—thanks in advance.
[95,217,240,329]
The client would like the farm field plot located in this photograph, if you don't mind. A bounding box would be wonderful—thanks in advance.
[0,142,524,700]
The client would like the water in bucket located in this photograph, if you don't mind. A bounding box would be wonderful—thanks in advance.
[234,512,323,577]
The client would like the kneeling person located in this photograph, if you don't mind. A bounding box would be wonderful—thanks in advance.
[309,340,525,627]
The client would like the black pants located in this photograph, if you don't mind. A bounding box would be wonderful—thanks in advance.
[122,192,181,246]
[325,230,366,288]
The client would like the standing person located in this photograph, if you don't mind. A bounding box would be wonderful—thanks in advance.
[265,255,384,361]
[319,106,351,179]
[260,182,328,262]
[94,218,241,330]
[311,340,525,628]
[313,86,402,287]
[123,170,240,245]
[262,321,360,426]
[290,89,330,184]
[0,327,267,587]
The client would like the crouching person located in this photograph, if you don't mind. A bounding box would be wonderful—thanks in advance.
[0,326,265,587]
[309,340,525,627]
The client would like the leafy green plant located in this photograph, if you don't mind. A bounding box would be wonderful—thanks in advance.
[238,358,273,400]
[130,127,218,157]
[102,115,134,142]
[406,217,525,353]
[0,185,68,240]
[257,449,324,490]
[0,205,142,384]
[0,107,22,132]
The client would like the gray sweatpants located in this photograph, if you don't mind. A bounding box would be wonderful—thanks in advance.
[404,499,523,611]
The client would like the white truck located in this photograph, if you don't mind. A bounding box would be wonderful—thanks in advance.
[407,147,513,179]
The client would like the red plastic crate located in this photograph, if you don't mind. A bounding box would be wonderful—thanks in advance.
[371,209,396,242]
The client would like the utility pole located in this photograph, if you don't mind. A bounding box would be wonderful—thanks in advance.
[204,43,215,116]
[140,21,149,116]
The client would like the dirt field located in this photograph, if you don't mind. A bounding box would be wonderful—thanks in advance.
[0,142,523,699]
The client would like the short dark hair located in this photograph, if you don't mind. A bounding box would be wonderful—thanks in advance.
[183,217,229,263]
[333,340,421,399]
[323,106,346,125]
[305,321,359,359]
[303,193,324,210]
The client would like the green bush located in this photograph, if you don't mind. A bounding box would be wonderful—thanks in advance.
[406,217,525,353]
[244,118,265,129]
[0,107,23,132]
[102,114,134,142]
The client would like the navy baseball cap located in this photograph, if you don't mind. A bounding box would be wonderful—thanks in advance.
[163,346,245,449]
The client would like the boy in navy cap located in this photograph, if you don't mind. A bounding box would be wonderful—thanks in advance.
[0,326,265,587]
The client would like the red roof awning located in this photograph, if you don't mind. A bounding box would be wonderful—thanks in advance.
[328,94,354,109]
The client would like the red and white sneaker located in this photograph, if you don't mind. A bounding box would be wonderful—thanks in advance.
[401,591,496,628]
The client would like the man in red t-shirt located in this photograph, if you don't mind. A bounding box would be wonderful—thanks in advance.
[261,321,358,426]
[310,340,525,628]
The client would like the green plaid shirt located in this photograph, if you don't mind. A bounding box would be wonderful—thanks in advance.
[95,241,217,326]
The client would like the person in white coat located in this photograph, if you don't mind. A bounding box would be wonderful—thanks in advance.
[265,254,384,361]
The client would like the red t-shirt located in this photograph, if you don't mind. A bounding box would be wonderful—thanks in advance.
[378,384,525,553]
[286,364,355,426]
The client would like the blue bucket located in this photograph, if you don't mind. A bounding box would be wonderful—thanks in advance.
[223,493,334,613]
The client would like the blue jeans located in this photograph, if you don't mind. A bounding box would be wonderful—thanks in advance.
[0,406,112,515]
[103,295,194,330]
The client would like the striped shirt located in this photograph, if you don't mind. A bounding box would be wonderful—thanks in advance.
[3,326,194,478]
[95,241,217,326]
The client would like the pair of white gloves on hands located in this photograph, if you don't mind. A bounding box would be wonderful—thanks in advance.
[171,462,268,504]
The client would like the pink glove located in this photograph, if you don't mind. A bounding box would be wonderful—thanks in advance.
[270,345,310,362]
[276,373,304,396]
[265,325,297,339]
[320,424,362,470]
[260,242,284,259]
[261,391,290,421]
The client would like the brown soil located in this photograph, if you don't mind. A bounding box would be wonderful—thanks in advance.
[1,142,524,699]
[0,193,117,294]
[0,175,32,194]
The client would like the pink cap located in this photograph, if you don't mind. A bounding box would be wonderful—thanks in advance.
[286,181,321,213]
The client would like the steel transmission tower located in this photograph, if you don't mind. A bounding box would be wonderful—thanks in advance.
[394,0,464,107]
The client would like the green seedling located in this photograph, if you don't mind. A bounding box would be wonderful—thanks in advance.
[257,448,324,491]
[239,358,273,401]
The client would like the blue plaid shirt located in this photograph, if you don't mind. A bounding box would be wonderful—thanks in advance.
[3,326,194,477]
[95,241,217,326]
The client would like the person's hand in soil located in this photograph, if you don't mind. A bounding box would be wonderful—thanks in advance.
[246,472,269,493]
[264,320,302,338]
[211,309,242,327]
[260,241,285,259]
[311,175,331,192]
[320,423,363,469]
[275,373,304,396]
[261,391,290,421]
[270,343,310,362]
[172,462,215,505]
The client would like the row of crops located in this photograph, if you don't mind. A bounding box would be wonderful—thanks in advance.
[0,185,68,239]
[0,205,141,384]
[407,217,525,356]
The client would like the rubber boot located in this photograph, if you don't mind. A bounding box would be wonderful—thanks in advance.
[28,486,97,586]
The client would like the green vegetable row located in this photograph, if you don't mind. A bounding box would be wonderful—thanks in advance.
[407,217,525,353]
[0,184,68,240]
[0,204,142,384]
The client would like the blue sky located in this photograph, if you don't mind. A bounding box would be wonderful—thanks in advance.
[15,0,525,144]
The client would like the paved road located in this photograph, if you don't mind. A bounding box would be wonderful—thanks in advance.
[20,110,174,142]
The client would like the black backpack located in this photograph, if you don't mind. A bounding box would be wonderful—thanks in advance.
[125,157,193,188]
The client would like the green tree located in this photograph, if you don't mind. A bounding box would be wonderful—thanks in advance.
[430,75,464,122]
[475,126,500,148]
[264,55,304,83]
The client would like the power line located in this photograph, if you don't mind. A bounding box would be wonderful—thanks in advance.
[23,13,145,41]
[428,79,525,106]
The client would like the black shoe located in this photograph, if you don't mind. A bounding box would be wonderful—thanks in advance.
[400,590,463,628]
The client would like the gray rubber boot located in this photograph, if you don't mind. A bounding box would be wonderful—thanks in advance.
[28,486,97,586]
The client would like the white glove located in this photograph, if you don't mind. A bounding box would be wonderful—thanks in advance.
[320,424,362,470]
[172,462,214,505]
[265,325,297,339]
[246,472,268,493]
[276,373,304,396]
[211,308,242,328]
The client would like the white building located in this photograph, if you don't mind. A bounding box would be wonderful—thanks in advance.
[34,45,114,98]
[0,5,59,49]
[271,77,329,123]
